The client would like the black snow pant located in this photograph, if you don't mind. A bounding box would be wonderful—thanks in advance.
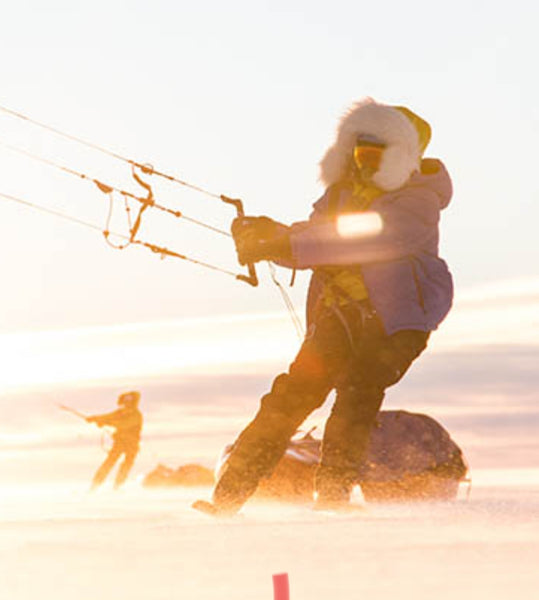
[91,441,139,489]
[212,303,429,512]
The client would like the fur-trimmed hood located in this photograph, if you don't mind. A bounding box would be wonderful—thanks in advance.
[319,98,431,191]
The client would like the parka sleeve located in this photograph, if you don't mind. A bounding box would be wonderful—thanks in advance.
[289,189,441,268]
[270,191,331,269]
[88,409,124,428]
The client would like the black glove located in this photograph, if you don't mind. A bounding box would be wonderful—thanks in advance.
[231,216,291,265]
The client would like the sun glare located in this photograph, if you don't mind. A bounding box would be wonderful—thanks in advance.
[0,313,298,392]
[3,277,539,392]
[336,212,383,238]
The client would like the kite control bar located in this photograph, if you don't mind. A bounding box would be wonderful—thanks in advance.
[0,102,261,287]
[220,195,259,287]
[58,404,88,420]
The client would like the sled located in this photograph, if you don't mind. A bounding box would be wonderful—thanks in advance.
[218,410,469,503]
[146,410,469,503]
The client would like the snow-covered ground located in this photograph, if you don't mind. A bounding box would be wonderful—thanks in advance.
[1,479,538,600]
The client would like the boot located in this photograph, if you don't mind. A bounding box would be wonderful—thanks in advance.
[314,465,357,510]
[315,383,384,509]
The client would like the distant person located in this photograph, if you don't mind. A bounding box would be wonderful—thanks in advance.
[195,98,453,516]
[87,391,143,490]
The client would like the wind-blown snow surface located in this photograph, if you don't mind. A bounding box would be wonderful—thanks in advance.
[1,483,538,600]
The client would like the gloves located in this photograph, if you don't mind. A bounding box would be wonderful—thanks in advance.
[231,216,292,265]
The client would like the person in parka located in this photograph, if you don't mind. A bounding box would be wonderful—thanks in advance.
[203,98,453,515]
[87,391,143,490]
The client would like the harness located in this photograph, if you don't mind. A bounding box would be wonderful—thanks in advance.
[311,181,385,352]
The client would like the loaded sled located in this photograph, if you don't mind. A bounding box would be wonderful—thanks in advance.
[217,410,469,502]
[145,410,468,502]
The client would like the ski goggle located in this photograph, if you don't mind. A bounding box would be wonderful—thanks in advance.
[353,138,386,172]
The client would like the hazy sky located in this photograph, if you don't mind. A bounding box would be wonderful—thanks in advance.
[1,0,538,335]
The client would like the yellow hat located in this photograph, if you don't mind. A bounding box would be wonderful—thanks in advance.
[394,106,432,155]
[118,390,141,408]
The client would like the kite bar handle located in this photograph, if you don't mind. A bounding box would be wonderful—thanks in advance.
[221,195,259,287]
